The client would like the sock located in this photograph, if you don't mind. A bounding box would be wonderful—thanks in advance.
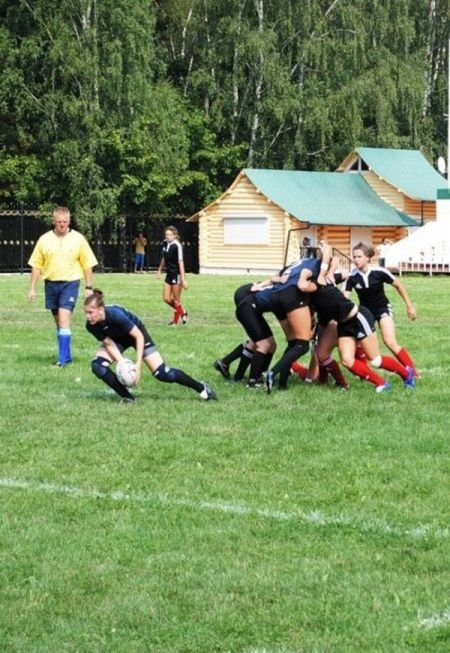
[271,340,309,378]
[102,368,135,399]
[395,347,417,375]
[173,369,203,392]
[321,357,348,386]
[57,328,72,363]
[378,355,408,380]
[234,345,254,381]
[291,361,309,379]
[223,343,244,366]
[348,359,385,387]
[318,365,329,384]
[248,351,270,384]
[171,301,181,324]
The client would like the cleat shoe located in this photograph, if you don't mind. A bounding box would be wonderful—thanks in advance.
[263,370,274,394]
[213,359,230,380]
[404,366,416,390]
[246,380,262,388]
[119,397,136,404]
[53,360,72,367]
[168,321,177,326]
[336,382,350,390]
[181,311,189,325]
[200,382,217,401]
[375,382,391,394]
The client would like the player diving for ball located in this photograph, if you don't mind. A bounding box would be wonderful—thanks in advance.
[84,289,217,403]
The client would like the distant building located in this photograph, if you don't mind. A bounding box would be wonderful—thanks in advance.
[188,147,446,274]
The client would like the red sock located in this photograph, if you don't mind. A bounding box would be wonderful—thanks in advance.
[395,347,418,376]
[291,361,309,379]
[348,359,385,387]
[322,358,348,387]
[318,365,329,384]
[172,302,182,324]
[378,355,408,380]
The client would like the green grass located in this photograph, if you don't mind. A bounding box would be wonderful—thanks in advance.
[0,272,449,653]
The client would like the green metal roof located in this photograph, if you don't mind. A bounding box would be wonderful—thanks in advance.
[243,169,417,227]
[355,147,446,201]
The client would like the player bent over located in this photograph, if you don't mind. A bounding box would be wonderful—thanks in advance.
[84,289,216,403]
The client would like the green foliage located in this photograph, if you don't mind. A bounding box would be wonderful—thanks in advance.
[0,0,448,222]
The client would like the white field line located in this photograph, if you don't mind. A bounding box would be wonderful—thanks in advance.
[0,477,448,541]
[418,607,450,630]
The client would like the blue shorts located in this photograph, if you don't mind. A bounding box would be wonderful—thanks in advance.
[45,280,80,312]
[135,253,145,268]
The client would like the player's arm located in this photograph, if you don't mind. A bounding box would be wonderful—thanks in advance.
[28,267,42,302]
[127,325,144,383]
[156,256,165,277]
[83,267,94,296]
[179,258,188,289]
[316,244,333,285]
[298,268,318,293]
[392,279,417,320]
[102,337,125,364]
[250,269,289,292]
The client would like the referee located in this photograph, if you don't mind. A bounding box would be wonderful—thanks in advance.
[28,206,98,366]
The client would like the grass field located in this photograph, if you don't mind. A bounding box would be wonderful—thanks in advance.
[0,272,449,653]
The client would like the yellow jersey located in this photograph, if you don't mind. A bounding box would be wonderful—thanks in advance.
[28,229,98,281]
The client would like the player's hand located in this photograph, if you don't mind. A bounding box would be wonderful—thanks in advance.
[134,366,141,385]
[28,290,36,303]
[407,306,417,321]
[182,280,189,290]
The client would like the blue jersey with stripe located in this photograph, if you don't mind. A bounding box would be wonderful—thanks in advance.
[86,305,144,346]
[254,258,320,309]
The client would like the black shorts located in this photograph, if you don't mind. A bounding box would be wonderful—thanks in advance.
[115,325,157,357]
[235,296,273,343]
[372,304,394,322]
[165,272,181,285]
[268,286,309,321]
[337,305,376,340]
[234,283,254,307]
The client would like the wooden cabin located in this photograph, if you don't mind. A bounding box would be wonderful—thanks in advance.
[188,147,446,274]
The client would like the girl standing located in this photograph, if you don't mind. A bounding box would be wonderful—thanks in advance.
[156,226,188,326]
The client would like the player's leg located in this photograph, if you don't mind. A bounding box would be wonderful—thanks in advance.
[339,335,387,390]
[315,321,348,388]
[268,307,310,390]
[91,348,135,401]
[144,350,216,399]
[379,314,418,376]
[50,281,79,366]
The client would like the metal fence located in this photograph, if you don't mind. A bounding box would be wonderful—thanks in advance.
[0,206,199,274]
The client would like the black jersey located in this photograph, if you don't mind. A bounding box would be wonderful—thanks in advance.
[86,305,145,349]
[344,266,395,316]
[161,239,183,276]
[311,284,356,325]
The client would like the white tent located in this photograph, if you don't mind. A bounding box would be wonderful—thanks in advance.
[385,193,450,274]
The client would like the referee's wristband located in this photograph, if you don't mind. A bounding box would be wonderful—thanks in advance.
[85,285,93,290]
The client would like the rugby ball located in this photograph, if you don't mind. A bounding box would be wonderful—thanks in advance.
[116,358,138,387]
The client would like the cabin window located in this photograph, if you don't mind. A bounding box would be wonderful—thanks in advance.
[223,216,268,244]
